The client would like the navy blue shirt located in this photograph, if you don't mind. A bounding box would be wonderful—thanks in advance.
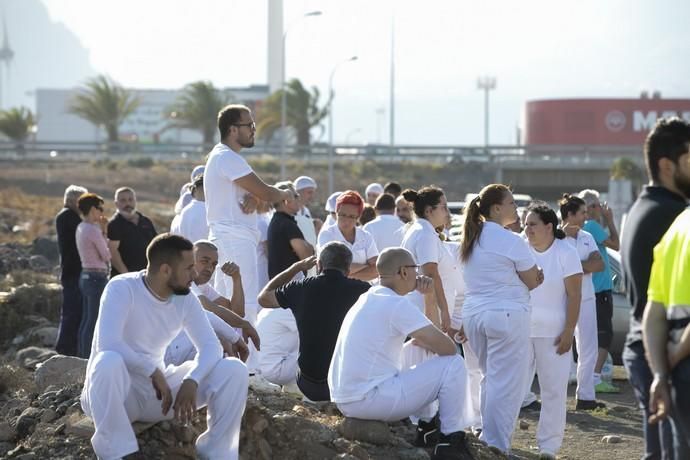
[107,212,157,277]
[55,207,82,280]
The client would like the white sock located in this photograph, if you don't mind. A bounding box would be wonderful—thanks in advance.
[593,373,601,385]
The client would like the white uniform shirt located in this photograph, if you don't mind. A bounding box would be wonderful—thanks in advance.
[528,238,583,337]
[565,230,597,302]
[328,285,431,403]
[363,214,404,251]
[190,281,222,302]
[257,212,272,289]
[256,307,298,369]
[87,271,222,383]
[165,310,241,366]
[317,225,379,265]
[170,214,182,235]
[445,241,467,329]
[177,199,209,244]
[462,222,536,317]
[204,143,256,233]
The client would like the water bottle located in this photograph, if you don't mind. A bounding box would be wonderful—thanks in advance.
[601,352,614,383]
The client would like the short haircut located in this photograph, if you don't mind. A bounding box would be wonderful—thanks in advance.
[359,204,376,226]
[147,233,194,272]
[318,241,352,273]
[644,117,690,182]
[217,104,250,140]
[191,173,204,193]
[376,247,414,276]
[578,189,600,207]
[193,239,218,252]
[336,190,365,215]
[77,193,104,216]
[374,193,396,212]
[558,193,586,220]
[383,181,402,197]
[273,181,296,208]
[114,187,135,200]
[64,185,88,205]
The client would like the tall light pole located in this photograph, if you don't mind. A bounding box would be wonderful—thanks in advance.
[389,13,395,148]
[280,10,322,179]
[328,55,358,195]
[477,76,496,150]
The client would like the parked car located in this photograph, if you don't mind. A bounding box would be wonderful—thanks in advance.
[608,248,631,364]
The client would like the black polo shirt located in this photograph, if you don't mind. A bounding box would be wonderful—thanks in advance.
[275,269,371,381]
[55,207,83,280]
[267,211,305,278]
[621,186,687,346]
[107,212,157,277]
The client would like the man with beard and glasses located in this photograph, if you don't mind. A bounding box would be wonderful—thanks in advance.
[621,117,690,459]
[107,187,158,277]
[80,234,248,460]
[204,105,292,373]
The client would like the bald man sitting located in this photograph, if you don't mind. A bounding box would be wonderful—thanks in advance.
[328,248,473,460]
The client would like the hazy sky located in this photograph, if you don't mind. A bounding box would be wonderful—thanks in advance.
[13,1,690,144]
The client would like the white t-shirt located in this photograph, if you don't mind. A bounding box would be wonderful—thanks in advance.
[170,214,182,235]
[401,218,458,314]
[165,310,240,366]
[190,281,222,302]
[257,212,272,290]
[87,271,222,383]
[363,214,404,251]
[462,222,537,317]
[445,241,466,329]
[204,143,256,232]
[565,230,597,302]
[328,285,432,403]
[317,225,379,265]
[178,199,209,244]
[528,238,583,337]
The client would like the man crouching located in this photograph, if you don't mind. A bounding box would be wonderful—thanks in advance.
[80,233,248,460]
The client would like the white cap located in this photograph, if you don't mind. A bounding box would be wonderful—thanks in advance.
[191,165,205,181]
[294,176,317,191]
[365,183,384,195]
[325,191,342,212]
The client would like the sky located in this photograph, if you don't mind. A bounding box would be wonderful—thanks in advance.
[6,0,690,144]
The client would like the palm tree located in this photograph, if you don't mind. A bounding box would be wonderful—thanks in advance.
[256,78,330,146]
[0,107,35,142]
[68,75,140,143]
[166,81,231,145]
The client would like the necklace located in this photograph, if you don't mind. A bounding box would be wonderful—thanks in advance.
[143,274,168,302]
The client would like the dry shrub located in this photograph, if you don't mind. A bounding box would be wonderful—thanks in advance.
[0,361,35,394]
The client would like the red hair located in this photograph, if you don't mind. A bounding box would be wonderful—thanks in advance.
[336,190,365,215]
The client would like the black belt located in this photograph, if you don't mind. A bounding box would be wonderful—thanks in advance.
[669,317,690,330]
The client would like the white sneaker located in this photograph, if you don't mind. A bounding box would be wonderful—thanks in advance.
[282,382,303,397]
[248,374,281,393]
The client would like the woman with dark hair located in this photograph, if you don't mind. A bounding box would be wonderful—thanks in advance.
[559,193,605,411]
[317,190,379,281]
[75,193,111,358]
[523,202,583,459]
[460,184,543,453]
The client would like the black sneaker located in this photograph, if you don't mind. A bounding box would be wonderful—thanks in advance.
[575,399,606,411]
[432,431,474,460]
[521,400,542,412]
[414,418,440,447]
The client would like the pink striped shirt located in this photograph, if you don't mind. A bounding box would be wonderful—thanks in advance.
[76,222,111,271]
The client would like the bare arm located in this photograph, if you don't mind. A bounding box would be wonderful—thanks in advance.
[409,324,457,356]
[668,323,690,369]
[581,250,604,274]
[258,256,317,308]
[422,262,450,332]
[108,240,128,274]
[643,301,671,424]
[555,274,582,354]
[349,256,378,281]
[234,173,292,203]
[601,205,620,251]
[518,264,544,290]
[290,238,315,261]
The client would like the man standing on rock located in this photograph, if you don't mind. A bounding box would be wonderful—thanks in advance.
[80,233,248,460]
[55,184,88,357]
[328,247,473,460]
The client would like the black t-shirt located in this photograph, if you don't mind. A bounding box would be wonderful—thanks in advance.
[621,186,687,345]
[267,211,305,278]
[55,207,83,280]
[275,269,371,381]
[107,212,157,277]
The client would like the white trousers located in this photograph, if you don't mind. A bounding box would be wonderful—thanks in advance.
[465,309,530,453]
[461,339,482,428]
[256,308,299,386]
[337,351,471,434]
[574,297,598,401]
[526,337,571,456]
[81,351,248,460]
[400,342,438,422]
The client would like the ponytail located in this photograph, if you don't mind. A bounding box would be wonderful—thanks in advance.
[460,184,511,262]
[554,228,566,240]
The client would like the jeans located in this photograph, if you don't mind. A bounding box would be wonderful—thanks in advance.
[671,357,690,460]
[623,340,674,460]
[55,274,83,356]
[78,271,108,358]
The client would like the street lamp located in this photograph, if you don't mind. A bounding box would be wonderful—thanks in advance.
[328,55,358,195]
[477,76,496,150]
[280,10,322,179]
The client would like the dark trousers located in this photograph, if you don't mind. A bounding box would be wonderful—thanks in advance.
[623,340,674,460]
[78,271,108,358]
[671,357,690,460]
[55,274,83,356]
[297,370,330,402]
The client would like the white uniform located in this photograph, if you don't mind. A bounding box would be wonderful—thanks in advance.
[317,225,379,265]
[527,238,583,456]
[363,214,404,252]
[80,271,247,460]
[462,222,535,453]
[329,285,471,434]
[565,230,598,401]
[255,308,299,385]
[177,199,209,244]
[165,310,241,366]
[205,143,261,371]
[256,212,272,292]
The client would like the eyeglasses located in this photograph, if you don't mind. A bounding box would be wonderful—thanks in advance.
[337,212,359,220]
[233,122,256,130]
[397,264,420,275]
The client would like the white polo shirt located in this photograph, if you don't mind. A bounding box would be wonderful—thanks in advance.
[462,222,536,317]
[328,285,431,403]
[178,199,209,244]
[317,225,379,265]
[565,230,597,302]
[165,310,241,366]
[363,214,404,251]
[190,281,222,303]
[528,238,583,337]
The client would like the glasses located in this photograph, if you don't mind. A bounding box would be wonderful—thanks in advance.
[233,122,256,130]
[397,264,420,275]
[337,212,359,220]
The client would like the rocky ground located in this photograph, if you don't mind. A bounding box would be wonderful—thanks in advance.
[0,240,644,459]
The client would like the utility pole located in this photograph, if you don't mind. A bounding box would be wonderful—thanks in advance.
[477,76,496,149]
